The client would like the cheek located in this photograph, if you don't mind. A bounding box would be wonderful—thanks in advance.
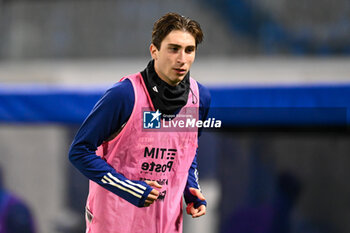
[187,54,195,64]
[164,57,174,68]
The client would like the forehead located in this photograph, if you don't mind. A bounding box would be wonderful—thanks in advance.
[161,30,196,47]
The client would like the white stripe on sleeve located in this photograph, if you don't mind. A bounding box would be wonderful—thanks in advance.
[107,173,145,195]
[102,175,142,199]
[125,180,147,190]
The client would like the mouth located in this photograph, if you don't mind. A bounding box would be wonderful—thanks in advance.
[173,68,187,75]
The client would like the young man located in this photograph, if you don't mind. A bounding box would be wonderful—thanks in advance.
[69,12,211,233]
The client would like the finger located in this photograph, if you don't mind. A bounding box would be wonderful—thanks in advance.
[144,201,154,207]
[189,188,206,201]
[150,189,160,196]
[186,203,193,215]
[192,205,206,218]
[152,181,162,188]
[146,193,158,201]
[144,199,154,205]
[190,206,199,216]
[144,197,158,206]
[144,200,152,207]
[145,180,162,188]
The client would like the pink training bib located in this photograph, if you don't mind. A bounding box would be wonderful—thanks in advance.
[85,73,199,233]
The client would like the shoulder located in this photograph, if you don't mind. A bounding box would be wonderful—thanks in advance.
[196,81,211,108]
[92,78,134,112]
[105,78,134,99]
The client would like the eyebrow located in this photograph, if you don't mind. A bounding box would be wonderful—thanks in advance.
[168,44,181,48]
[167,44,195,49]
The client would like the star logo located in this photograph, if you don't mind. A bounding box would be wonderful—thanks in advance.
[150,109,161,122]
[143,110,162,129]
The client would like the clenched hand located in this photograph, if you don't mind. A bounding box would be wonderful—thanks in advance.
[186,188,206,218]
[144,180,162,207]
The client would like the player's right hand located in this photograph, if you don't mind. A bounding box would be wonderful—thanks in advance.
[144,180,162,207]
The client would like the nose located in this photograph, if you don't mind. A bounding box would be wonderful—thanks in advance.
[177,50,186,64]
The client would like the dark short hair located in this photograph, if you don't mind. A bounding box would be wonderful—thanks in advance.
[152,12,203,50]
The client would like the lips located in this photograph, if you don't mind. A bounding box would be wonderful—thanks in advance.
[174,68,186,74]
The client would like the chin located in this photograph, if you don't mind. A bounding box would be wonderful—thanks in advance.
[175,77,185,82]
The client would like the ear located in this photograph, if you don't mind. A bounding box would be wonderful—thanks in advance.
[150,44,158,60]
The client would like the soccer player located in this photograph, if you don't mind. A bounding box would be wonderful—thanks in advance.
[69,12,211,233]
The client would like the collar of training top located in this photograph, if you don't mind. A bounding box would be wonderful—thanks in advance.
[140,60,190,115]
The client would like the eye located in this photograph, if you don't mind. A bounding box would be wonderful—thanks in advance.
[185,47,195,53]
[169,47,179,52]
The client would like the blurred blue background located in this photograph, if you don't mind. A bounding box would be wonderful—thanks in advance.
[1,0,350,233]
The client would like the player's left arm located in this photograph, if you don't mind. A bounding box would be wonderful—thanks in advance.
[184,152,207,218]
[184,82,211,218]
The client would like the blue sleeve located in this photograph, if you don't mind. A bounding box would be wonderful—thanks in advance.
[68,79,153,207]
[184,82,211,208]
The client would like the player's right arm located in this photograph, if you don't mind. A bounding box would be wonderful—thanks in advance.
[68,79,159,207]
